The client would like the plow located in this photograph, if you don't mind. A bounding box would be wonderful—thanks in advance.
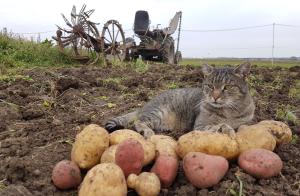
[53,4,182,65]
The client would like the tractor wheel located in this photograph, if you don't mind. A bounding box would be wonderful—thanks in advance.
[175,51,182,64]
[161,37,175,64]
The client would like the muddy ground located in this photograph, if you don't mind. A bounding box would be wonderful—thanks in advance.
[0,63,299,196]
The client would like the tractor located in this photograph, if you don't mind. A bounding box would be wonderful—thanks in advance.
[126,10,182,64]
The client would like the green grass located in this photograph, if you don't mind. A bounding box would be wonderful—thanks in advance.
[181,58,300,68]
[289,80,300,99]
[1,33,299,72]
[129,58,149,73]
[276,105,299,125]
[166,82,179,89]
[0,34,75,68]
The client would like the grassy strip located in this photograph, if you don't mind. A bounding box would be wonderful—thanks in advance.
[181,58,300,68]
[0,34,75,69]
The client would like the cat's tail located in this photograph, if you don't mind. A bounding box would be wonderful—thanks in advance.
[105,110,138,132]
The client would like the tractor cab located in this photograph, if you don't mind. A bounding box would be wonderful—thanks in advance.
[133,10,165,38]
[128,10,182,64]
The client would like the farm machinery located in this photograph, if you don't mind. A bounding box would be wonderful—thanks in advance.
[52,4,126,64]
[126,10,182,64]
[52,5,182,64]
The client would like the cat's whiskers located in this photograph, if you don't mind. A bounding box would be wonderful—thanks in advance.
[226,101,240,113]
[194,100,205,109]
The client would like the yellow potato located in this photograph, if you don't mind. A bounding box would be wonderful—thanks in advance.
[149,135,178,159]
[109,129,155,165]
[71,124,109,169]
[176,131,239,160]
[141,140,156,165]
[257,120,292,144]
[100,145,118,163]
[236,126,276,153]
[109,129,144,145]
[79,163,127,196]
[127,172,161,196]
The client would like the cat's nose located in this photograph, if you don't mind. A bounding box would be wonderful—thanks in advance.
[212,89,221,101]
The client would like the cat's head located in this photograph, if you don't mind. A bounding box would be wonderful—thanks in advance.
[201,62,252,108]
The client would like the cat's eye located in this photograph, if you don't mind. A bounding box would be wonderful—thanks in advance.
[223,85,236,91]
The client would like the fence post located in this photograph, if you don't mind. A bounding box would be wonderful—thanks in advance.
[272,23,275,66]
[3,27,7,36]
[37,33,41,43]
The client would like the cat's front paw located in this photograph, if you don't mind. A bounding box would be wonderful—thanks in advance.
[137,129,155,139]
[105,119,124,132]
[204,123,236,138]
[219,124,236,138]
[134,120,155,139]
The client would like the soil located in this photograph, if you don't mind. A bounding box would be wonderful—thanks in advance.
[0,63,299,196]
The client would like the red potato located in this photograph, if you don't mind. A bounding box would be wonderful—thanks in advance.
[115,139,144,177]
[183,152,229,189]
[150,154,178,188]
[51,160,82,190]
[238,148,283,179]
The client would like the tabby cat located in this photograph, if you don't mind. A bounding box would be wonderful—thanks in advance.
[105,62,255,138]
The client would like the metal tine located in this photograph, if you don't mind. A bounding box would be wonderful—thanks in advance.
[84,9,95,18]
[61,14,73,28]
[79,4,86,16]
[71,5,77,25]
[56,25,73,33]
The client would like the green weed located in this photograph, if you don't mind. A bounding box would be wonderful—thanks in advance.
[276,106,299,125]
[103,77,122,85]
[97,96,109,101]
[288,80,300,99]
[131,58,149,73]
[107,103,116,108]
[0,74,33,82]
[166,82,179,89]
[291,134,299,145]
[0,179,6,190]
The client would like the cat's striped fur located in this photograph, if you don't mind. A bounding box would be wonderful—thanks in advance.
[105,62,255,138]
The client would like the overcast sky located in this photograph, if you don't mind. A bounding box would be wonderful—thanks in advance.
[1,0,300,58]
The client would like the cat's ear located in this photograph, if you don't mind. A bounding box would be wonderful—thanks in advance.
[234,62,251,78]
[201,64,214,77]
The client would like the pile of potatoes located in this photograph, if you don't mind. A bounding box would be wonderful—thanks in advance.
[51,120,292,195]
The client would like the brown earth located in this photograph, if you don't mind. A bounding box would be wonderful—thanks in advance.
[0,63,299,196]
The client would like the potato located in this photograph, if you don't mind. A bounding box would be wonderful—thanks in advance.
[127,172,161,196]
[149,135,178,159]
[141,140,156,165]
[183,152,229,188]
[100,145,118,163]
[177,131,239,159]
[71,124,109,169]
[238,148,283,179]
[150,154,178,188]
[109,129,144,145]
[109,129,155,165]
[79,163,127,196]
[237,125,277,153]
[257,120,292,144]
[115,139,144,177]
[51,160,82,190]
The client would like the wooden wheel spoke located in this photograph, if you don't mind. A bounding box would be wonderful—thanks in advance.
[112,24,115,43]
[104,37,112,44]
[115,30,120,43]
[106,28,113,43]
